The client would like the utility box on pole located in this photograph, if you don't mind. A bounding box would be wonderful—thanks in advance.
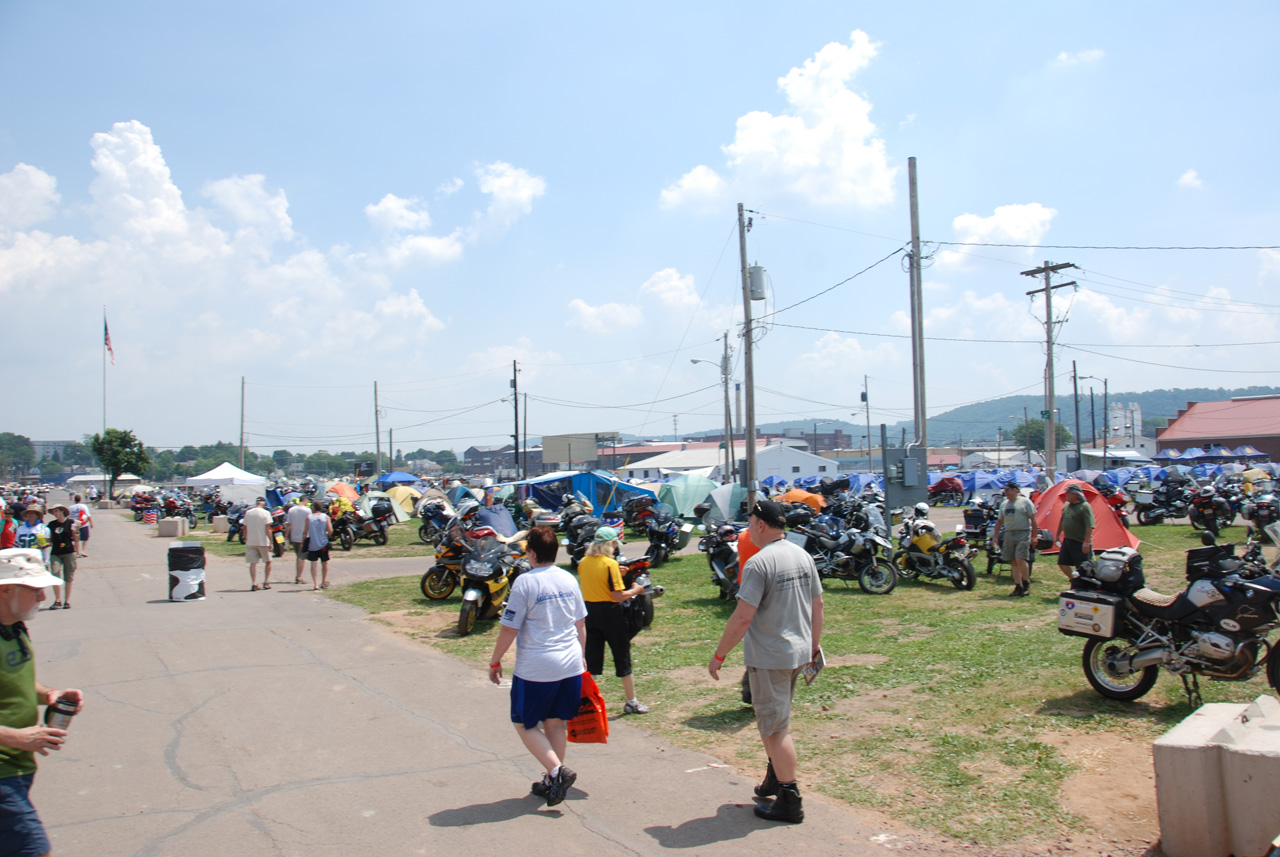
[883,446,928,513]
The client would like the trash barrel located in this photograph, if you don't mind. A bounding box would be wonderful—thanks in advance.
[167,542,206,601]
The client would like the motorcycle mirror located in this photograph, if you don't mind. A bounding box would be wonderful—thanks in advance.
[696,525,706,531]
[559,538,569,546]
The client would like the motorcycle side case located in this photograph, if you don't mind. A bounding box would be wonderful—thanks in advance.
[1057,590,1125,639]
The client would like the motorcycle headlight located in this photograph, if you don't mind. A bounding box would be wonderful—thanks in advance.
[464,559,490,578]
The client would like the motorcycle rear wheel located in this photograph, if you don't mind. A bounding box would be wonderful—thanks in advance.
[272,540,285,558]
[1082,636,1159,701]
[1269,646,1280,694]
[238,529,246,544]
[1136,508,1161,526]
[338,529,354,551]
[892,549,919,580]
[858,558,897,595]
[457,601,478,637]
[418,524,433,545]
[950,558,976,591]
[420,567,456,600]
[639,593,655,628]
[373,530,388,546]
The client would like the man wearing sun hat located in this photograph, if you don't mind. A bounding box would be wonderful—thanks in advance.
[0,548,85,856]
[1055,482,1095,582]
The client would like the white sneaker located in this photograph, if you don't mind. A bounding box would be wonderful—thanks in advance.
[623,699,649,714]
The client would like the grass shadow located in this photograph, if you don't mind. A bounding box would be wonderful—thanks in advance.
[683,706,756,734]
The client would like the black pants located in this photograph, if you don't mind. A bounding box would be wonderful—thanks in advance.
[585,601,632,678]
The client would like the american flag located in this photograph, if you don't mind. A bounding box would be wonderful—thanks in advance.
[104,317,115,365]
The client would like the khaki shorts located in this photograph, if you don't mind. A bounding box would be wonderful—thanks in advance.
[245,545,273,564]
[1002,532,1031,563]
[291,539,308,557]
[49,553,76,582]
[748,666,801,737]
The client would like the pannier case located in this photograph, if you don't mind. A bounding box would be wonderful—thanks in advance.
[1057,590,1125,639]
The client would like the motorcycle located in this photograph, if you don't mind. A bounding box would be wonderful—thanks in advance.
[343,499,396,546]
[928,476,964,507]
[327,510,358,552]
[643,502,692,568]
[1093,482,1131,527]
[1062,541,1280,707]
[891,511,977,590]
[623,495,658,533]
[1242,484,1280,545]
[1133,481,1194,526]
[788,514,897,595]
[419,511,526,600]
[618,554,664,630]
[225,504,248,543]
[697,520,743,601]
[1188,487,1234,537]
[456,535,528,637]
[417,500,451,546]
[269,506,287,557]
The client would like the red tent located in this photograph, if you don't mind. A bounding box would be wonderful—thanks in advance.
[1033,479,1139,554]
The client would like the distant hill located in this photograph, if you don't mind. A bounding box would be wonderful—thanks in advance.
[675,386,1280,447]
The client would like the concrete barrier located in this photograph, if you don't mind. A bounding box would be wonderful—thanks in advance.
[1154,695,1280,857]
[157,518,188,538]
[211,515,229,534]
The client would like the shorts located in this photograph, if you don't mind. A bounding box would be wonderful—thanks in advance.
[1058,538,1089,566]
[79,526,90,542]
[291,538,309,557]
[584,601,632,678]
[510,674,583,730]
[307,545,330,562]
[1002,532,1031,563]
[245,545,272,564]
[0,773,50,857]
[748,666,801,737]
[49,553,76,582]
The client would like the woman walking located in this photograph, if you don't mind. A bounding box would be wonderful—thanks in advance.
[488,526,586,806]
[578,527,649,714]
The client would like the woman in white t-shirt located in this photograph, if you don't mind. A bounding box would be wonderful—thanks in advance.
[488,526,586,807]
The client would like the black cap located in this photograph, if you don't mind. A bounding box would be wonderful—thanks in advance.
[750,499,787,529]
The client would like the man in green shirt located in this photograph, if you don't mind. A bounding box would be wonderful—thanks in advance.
[0,548,84,857]
[1055,483,1096,582]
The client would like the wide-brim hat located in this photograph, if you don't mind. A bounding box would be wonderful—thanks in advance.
[0,549,63,588]
[21,505,44,517]
[1064,484,1086,498]
[47,504,70,516]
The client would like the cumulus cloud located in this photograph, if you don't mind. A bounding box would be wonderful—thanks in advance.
[640,268,701,313]
[0,164,60,229]
[566,298,644,331]
[473,161,546,236]
[1053,49,1105,67]
[437,177,464,196]
[384,231,465,267]
[365,193,433,232]
[374,288,445,334]
[661,30,896,210]
[204,174,294,242]
[938,203,1058,267]
[659,165,726,211]
[88,120,197,242]
[1177,169,1203,189]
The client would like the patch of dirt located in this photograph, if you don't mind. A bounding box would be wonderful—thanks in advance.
[370,608,456,637]
[1043,730,1159,850]
[826,653,890,668]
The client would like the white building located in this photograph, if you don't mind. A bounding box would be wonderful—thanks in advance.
[617,443,837,483]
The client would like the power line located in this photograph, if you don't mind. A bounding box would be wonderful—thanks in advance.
[756,247,905,321]
[1062,344,1280,374]
[771,322,1280,349]
[931,241,1280,251]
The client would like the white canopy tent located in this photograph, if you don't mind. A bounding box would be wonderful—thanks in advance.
[185,462,266,486]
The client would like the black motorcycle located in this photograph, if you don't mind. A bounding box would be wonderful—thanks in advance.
[1133,481,1193,526]
[789,514,897,595]
[1063,542,1280,707]
[1188,488,1234,537]
[417,501,451,546]
[562,512,603,571]
[225,504,248,543]
[697,522,742,601]
[643,502,691,568]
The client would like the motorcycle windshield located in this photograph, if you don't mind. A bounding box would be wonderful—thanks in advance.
[464,537,507,579]
[651,503,676,523]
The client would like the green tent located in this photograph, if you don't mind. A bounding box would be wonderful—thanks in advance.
[657,473,718,517]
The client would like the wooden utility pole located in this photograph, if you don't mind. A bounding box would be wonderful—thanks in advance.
[738,202,758,510]
[239,376,246,468]
[374,381,382,475]
[511,360,520,480]
[1022,261,1077,477]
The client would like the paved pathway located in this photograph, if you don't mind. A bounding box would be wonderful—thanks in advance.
[31,497,944,857]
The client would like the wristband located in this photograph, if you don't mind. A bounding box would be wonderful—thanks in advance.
[712,653,725,663]
[489,662,501,669]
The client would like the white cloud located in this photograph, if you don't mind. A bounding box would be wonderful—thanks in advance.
[0,164,60,229]
[659,165,726,211]
[1177,169,1203,189]
[204,174,294,242]
[661,30,896,210]
[437,177,464,196]
[1261,249,1280,280]
[640,268,701,313]
[473,161,546,236]
[938,203,1058,267]
[566,298,644,331]
[365,193,433,232]
[374,288,445,335]
[88,120,199,243]
[384,231,465,267]
[1053,49,1105,67]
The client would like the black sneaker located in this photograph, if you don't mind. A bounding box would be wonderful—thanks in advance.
[1008,585,1024,597]
[546,766,577,807]
[531,778,551,798]
[754,782,803,823]
[754,760,779,798]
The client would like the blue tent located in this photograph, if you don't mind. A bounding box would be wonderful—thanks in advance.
[375,471,419,487]
[760,475,788,489]
[506,470,655,514]
[848,473,882,492]
[1234,445,1268,459]
[796,475,821,488]
[1152,448,1181,461]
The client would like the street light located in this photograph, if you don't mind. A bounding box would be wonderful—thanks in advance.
[692,332,735,483]
[812,420,835,455]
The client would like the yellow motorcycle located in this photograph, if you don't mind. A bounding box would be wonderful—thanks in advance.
[457,535,529,636]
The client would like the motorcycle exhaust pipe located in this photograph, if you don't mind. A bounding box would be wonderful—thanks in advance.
[1123,647,1172,671]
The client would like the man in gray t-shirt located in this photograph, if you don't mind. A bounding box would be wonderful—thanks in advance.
[708,499,823,824]
[993,482,1037,597]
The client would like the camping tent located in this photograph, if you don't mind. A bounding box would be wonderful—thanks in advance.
[656,473,718,517]
[325,481,359,501]
[777,488,826,512]
[385,485,422,514]
[506,470,655,515]
[1033,479,1139,554]
[358,490,411,524]
[186,462,265,486]
[375,471,419,488]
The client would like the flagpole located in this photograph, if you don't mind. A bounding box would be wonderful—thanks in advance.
[102,306,107,435]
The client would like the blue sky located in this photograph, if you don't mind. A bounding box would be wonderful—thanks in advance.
[2,2,1278,456]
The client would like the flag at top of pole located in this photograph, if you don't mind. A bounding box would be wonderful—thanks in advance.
[104,315,115,364]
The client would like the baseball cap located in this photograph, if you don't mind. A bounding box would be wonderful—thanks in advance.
[0,549,64,588]
[749,499,787,529]
[592,526,620,543]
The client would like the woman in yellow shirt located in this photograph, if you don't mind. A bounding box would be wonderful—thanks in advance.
[578,527,649,714]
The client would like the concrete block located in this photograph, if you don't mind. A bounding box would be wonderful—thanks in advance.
[211,515,229,534]
[157,518,188,538]
[97,500,112,510]
[1154,695,1280,857]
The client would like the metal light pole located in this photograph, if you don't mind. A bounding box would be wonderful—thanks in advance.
[692,331,735,483]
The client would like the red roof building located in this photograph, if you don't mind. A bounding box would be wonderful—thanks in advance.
[1156,395,1280,460]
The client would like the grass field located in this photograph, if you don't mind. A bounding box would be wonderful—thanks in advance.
[330,521,1274,845]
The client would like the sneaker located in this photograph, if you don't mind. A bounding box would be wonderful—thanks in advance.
[623,699,649,714]
[1008,586,1023,597]
[545,765,577,807]
[531,777,551,798]
[50,602,62,610]
[754,782,803,823]
[754,760,779,798]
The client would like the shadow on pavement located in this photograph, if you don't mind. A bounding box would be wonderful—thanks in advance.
[645,803,763,848]
[429,794,570,826]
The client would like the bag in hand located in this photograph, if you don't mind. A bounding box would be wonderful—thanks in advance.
[566,671,609,744]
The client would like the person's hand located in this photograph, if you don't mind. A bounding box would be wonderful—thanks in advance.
[47,689,84,713]
[488,663,503,685]
[10,726,66,756]
[707,653,724,680]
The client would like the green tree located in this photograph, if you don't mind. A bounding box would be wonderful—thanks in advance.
[91,429,151,496]
[63,440,95,467]
[272,449,294,467]
[34,457,65,478]
[432,449,459,471]
[1010,420,1073,453]
[0,433,35,478]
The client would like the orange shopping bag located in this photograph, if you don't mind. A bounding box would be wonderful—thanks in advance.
[566,671,609,744]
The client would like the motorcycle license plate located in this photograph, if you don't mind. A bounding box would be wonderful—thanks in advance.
[1057,591,1123,639]
[680,523,694,533]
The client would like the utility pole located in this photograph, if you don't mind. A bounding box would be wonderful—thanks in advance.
[720,332,735,481]
[1072,361,1082,471]
[389,428,394,469]
[862,376,872,473]
[522,392,529,478]
[374,381,382,475]
[672,415,678,443]
[511,360,520,481]
[907,158,927,451]
[1023,260,1077,479]
[1102,378,1109,451]
[738,202,758,510]
[1089,387,1097,449]
[239,376,246,469]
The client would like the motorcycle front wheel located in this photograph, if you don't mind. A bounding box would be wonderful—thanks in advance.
[457,601,479,637]
[418,524,433,545]
[338,529,354,551]
[1082,636,1159,701]
[420,566,456,600]
[892,549,919,580]
[950,558,977,590]
[858,558,897,595]
[1269,645,1280,694]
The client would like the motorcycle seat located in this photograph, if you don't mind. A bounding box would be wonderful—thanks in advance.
[491,530,528,545]
[1132,587,1198,620]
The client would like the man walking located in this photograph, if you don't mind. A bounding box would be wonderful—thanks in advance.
[0,548,85,856]
[1055,483,1095,582]
[286,499,311,584]
[708,499,823,824]
[305,502,332,590]
[993,482,1037,597]
[243,497,274,591]
[67,495,92,557]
